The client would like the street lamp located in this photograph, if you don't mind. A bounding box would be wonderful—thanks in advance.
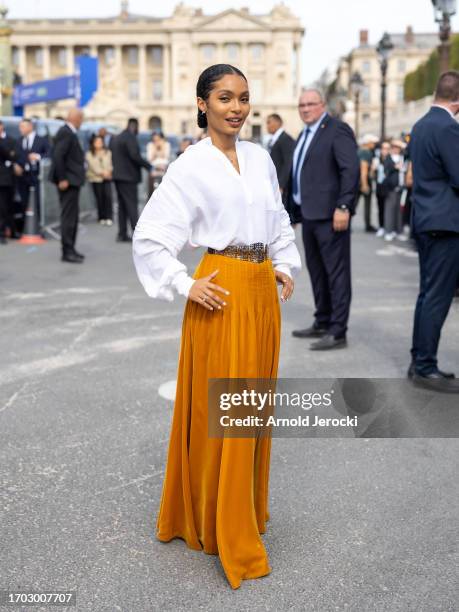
[350,71,364,140]
[432,0,457,72]
[376,32,394,141]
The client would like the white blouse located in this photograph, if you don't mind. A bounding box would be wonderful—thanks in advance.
[132,136,302,301]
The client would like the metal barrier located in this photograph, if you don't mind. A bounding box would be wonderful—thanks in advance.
[38,160,150,233]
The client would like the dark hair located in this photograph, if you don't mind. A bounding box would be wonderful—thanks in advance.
[196,64,247,128]
[267,113,282,124]
[152,130,165,139]
[435,70,459,102]
[127,117,139,131]
[20,117,34,125]
[89,134,104,155]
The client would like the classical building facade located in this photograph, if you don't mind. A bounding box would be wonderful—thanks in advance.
[335,27,438,134]
[10,2,304,139]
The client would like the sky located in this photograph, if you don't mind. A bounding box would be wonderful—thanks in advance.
[8,0,459,85]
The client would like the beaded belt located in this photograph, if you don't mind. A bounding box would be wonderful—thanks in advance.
[207,242,269,263]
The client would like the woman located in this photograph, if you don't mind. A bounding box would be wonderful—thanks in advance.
[86,135,113,225]
[146,131,171,197]
[132,64,301,589]
[372,140,391,237]
[382,140,406,241]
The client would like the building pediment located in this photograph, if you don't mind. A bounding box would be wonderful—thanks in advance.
[196,9,268,32]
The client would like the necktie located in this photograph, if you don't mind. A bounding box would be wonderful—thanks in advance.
[292,128,311,198]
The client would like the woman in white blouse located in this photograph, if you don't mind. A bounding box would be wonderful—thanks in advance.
[132,64,301,590]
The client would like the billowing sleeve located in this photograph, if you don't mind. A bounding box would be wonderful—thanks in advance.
[266,153,302,280]
[132,158,196,301]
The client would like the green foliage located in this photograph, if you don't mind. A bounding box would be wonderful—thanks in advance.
[404,34,459,101]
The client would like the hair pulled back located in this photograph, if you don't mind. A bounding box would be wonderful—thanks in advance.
[196,64,247,129]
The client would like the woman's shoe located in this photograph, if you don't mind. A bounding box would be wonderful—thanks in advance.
[376,228,385,238]
[105,219,113,226]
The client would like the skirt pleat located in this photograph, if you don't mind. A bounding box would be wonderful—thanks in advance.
[156,252,281,589]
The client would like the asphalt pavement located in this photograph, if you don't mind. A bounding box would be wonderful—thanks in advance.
[0,211,458,611]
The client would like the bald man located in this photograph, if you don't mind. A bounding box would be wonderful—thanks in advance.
[49,108,86,263]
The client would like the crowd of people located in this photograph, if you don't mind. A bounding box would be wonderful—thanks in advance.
[0,114,193,248]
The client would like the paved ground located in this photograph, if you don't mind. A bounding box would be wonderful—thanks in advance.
[0,212,458,611]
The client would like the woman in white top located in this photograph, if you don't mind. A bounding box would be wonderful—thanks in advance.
[132,64,301,590]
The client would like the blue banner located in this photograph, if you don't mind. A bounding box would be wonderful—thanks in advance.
[12,55,99,108]
[75,56,98,107]
[13,75,77,106]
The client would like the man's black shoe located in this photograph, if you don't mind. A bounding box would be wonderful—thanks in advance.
[365,225,377,233]
[72,249,85,259]
[412,372,459,393]
[61,252,83,263]
[309,334,347,351]
[116,235,132,243]
[407,362,455,379]
[292,325,328,338]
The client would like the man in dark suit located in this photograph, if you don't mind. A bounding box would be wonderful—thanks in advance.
[49,108,86,263]
[110,118,151,242]
[0,121,19,244]
[288,89,360,350]
[266,113,295,205]
[408,71,459,393]
[16,118,51,233]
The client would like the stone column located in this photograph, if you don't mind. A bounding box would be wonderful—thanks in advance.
[18,45,27,81]
[295,43,301,97]
[66,45,74,74]
[139,44,147,101]
[114,44,123,78]
[163,44,170,101]
[42,45,51,79]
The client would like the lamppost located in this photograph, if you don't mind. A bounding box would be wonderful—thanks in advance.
[349,71,364,140]
[376,32,394,142]
[432,0,457,73]
[0,3,13,116]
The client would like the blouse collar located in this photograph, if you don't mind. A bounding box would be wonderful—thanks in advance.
[200,136,244,178]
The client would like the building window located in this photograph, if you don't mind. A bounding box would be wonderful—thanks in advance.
[362,60,371,73]
[151,46,163,65]
[226,43,239,60]
[34,48,43,67]
[398,59,406,73]
[127,46,138,65]
[152,79,163,100]
[12,47,19,66]
[201,44,216,61]
[250,44,264,61]
[104,47,115,64]
[128,79,139,100]
[362,85,370,103]
[397,83,405,102]
[57,48,67,68]
[362,113,370,122]
[250,78,263,102]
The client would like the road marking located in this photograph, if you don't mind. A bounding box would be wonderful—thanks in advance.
[158,380,177,401]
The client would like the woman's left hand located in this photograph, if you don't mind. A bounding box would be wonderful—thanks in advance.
[275,270,294,302]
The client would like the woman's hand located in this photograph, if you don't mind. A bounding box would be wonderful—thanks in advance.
[189,269,230,311]
[275,270,294,302]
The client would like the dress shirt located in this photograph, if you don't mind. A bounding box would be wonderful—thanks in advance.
[267,127,284,151]
[292,112,327,205]
[132,136,302,301]
[66,122,78,134]
[23,131,36,150]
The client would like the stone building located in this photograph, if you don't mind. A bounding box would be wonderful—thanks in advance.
[335,27,438,133]
[10,1,305,139]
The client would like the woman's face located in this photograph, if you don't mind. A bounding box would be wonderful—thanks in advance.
[198,74,250,136]
[94,137,103,151]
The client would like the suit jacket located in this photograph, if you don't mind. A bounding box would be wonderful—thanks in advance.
[110,129,151,183]
[16,133,51,183]
[269,130,296,192]
[285,115,360,223]
[48,125,85,187]
[0,135,17,187]
[410,106,459,233]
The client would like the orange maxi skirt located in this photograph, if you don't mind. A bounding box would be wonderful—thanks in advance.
[155,252,281,589]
